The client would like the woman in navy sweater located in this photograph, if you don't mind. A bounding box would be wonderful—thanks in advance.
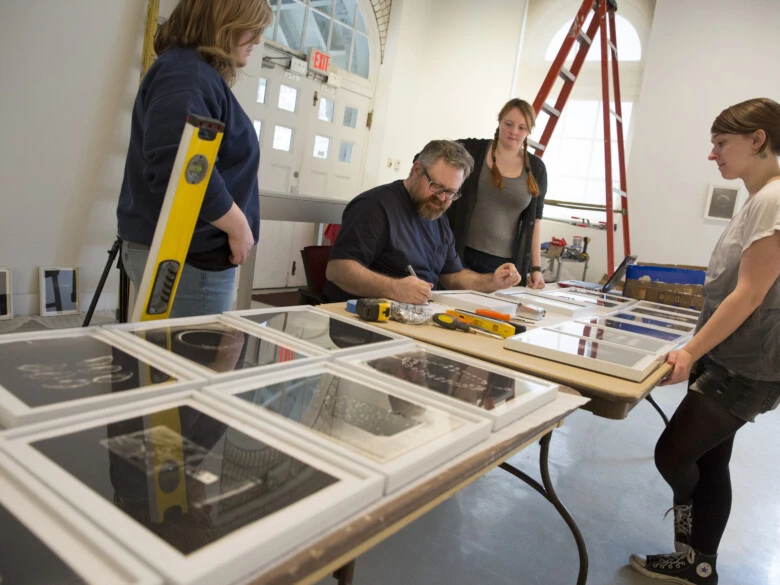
[117,0,272,317]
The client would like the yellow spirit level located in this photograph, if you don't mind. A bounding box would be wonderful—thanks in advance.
[131,114,224,322]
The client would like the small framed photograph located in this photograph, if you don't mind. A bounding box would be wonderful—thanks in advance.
[704,185,740,221]
[39,267,80,316]
[0,268,11,320]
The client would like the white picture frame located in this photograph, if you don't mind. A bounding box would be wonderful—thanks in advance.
[574,316,691,344]
[203,361,492,493]
[0,267,11,320]
[39,266,80,316]
[495,288,596,318]
[0,391,384,585]
[504,328,665,382]
[222,305,409,357]
[430,290,518,315]
[704,185,740,221]
[0,327,203,428]
[337,341,560,431]
[102,314,329,381]
[0,450,162,585]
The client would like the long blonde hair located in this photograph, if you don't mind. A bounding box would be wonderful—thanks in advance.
[154,0,273,86]
[490,98,539,196]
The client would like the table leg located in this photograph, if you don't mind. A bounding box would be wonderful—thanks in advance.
[332,560,355,584]
[644,394,669,426]
[499,431,588,585]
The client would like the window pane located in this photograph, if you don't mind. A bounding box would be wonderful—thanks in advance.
[318,97,334,122]
[561,100,598,138]
[545,14,641,61]
[313,135,330,159]
[303,8,331,53]
[256,78,267,103]
[559,138,591,177]
[343,106,358,128]
[253,120,262,141]
[310,0,332,15]
[265,3,278,40]
[338,141,354,163]
[355,9,367,33]
[278,84,298,112]
[350,32,370,78]
[329,22,353,70]
[273,125,293,151]
[277,0,306,51]
[333,0,357,26]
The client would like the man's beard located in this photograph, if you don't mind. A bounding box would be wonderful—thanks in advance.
[411,185,448,220]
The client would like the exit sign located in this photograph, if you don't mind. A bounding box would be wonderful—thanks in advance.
[308,49,331,73]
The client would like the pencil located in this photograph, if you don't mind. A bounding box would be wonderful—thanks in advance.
[407,265,417,278]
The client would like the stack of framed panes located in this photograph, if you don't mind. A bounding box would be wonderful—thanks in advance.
[0,391,384,585]
[494,287,598,318]
[504,301,698,382]
[204,362,492,493]
[0,328,202,428]
[336,341,559,430]
[103,315,328,381]
[0,450,162,585]
[429,290,518,315]
[222,305,408,357]
[524,288,637,314]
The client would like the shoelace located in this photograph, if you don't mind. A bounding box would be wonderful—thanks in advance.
[650,548,696,570]
[664,504,693,536]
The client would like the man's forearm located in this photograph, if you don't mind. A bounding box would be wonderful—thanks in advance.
[440,269,495,292]
[326,259,398,298]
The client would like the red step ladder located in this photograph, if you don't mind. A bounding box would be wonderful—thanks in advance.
[530,0,629,273]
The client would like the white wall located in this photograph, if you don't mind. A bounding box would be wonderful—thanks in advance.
[0,0,146,314]
[627,0,780,266]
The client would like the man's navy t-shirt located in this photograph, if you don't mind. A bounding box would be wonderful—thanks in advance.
[323,180,463,302]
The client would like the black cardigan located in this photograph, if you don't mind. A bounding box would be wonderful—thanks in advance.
[446,138,547,286]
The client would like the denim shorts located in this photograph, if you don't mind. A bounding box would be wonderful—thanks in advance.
[690,356,780,422]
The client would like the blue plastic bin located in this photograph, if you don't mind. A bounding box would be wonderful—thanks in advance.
[625,265,705,286]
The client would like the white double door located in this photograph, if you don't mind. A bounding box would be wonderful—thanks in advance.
[232,53,372,289]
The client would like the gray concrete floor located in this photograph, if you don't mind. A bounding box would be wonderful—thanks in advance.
[318,383,780,585]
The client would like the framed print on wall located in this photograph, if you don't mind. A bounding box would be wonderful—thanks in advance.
[39,267,80,316]
[704,185,740,221]
[0,268,11,320]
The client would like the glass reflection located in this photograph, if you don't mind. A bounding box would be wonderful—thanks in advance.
[237,372,464,463]
[614,313,694,332]
[637,302,700,317]
[567,288,633,302]
[241,310,392,350]
[630,307,699,324]
[130,322,306,373]
[554,321,670,353]
[0,502,87,585]
[364,349,548,411]
[31,406,338,555]
[520,329,652,366]
[0,336,173,408]
[581,317,684,341]
[545,290,620,307]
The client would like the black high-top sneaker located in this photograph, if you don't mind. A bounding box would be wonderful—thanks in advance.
[629,548,718,584]
[665,504,692,552]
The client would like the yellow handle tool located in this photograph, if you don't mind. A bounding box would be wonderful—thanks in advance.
[445,309,519,338]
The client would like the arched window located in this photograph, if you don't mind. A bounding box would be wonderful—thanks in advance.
[265,0,372,78]
[545,14,641,61]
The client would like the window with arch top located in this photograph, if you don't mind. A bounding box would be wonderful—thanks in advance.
[265,0,372,78]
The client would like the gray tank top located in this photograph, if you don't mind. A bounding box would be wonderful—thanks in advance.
[700,180,780,380]
[465,162,532,258]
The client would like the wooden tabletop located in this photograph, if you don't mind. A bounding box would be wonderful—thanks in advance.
[319,302,671,420]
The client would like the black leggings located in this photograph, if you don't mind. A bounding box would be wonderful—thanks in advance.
[654,391,746,555]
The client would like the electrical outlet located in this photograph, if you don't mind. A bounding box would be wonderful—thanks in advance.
[393,159,401,171]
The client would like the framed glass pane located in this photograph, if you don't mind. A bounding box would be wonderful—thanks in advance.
[265,3,278,40]
[252,120,262,141]
[256,78,267,103]
[338,141,354,163]
[329,22,353,70]
[333,0,357,26]
[318,97,334,122]
[303,8,331,53]
[350,32,370,77]
[277,0,306,51]
[356,9,367,33]
[278,84,298,112]
[313,135,330,159]
[343,105,358,128]
[310,0,333,15]
[273,125,293,151]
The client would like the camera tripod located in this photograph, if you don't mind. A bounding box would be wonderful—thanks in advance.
[82,236,130,327]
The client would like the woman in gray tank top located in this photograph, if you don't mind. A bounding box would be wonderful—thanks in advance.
[630,98,780,585]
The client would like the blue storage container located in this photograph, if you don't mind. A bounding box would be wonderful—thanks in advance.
[626,265,706,285]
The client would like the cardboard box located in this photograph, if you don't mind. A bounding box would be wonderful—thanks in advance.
[623,262,706,310]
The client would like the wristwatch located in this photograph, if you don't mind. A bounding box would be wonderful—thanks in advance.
[530,265,542,273]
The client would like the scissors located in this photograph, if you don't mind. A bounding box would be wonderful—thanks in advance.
[432,313,502,339]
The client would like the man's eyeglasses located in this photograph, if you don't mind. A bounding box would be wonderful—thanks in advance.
[422,167,461,201]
